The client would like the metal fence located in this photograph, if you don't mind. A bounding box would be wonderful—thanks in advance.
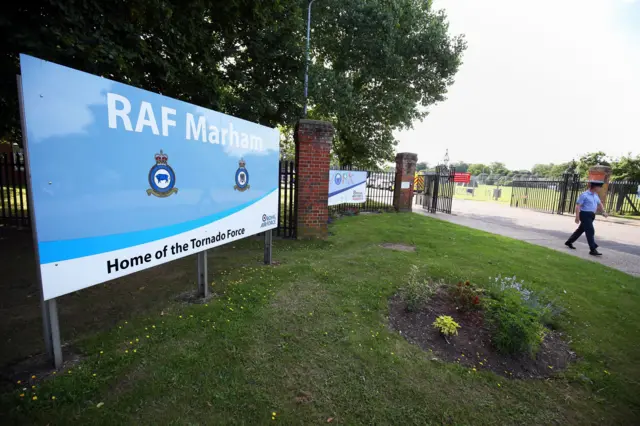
[328,166,395,215]
[605,181,640,216]
[511,174,639,216]
[277,160,296,238]
[414,166,456,214]
[1,152,30,228]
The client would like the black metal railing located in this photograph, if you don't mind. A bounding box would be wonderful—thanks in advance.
[277,160,296,238]
[1,152,30,228]
[328,165,395,214]
[511,174,639,216]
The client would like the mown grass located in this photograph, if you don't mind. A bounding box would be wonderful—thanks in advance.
[454,184,513,203]
[2,213,639,424]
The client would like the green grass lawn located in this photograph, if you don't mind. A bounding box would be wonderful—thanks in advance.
[454,184,513,203]
[2,214,639,424]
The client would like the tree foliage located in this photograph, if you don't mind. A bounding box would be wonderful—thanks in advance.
[1,0,306,145]
[577,151,610,177]
[309,0,466,167]
[612,154,640,181]
[416,161,429,172]
[1,0,465,170]
[467,163,487,176]
[450,161,469,172]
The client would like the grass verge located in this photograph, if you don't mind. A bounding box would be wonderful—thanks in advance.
[2,213,639,424]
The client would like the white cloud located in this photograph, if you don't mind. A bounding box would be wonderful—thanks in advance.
[395,0,640,169]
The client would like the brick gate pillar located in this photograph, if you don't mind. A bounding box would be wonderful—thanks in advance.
[393,152,418,212]
[295,119,334,239]
[588,164,613,208]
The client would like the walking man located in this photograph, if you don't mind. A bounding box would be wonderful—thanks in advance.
[565,181,608,256]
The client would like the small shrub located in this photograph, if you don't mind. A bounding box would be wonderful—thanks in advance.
[488,274,563,329]
[450,280,482,312]
[485,288,546,356]
[400,265,440,312]
[433,315,460,336]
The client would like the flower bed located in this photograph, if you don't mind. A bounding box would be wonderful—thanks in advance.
[389,271,575,379]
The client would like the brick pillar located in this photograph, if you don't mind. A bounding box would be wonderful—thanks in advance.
[393,152,418,212]
[588,164,613,208]
[295,119,334,239]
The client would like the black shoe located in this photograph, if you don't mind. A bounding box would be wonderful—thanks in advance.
[589,250,602,256]
[565,242,576,250]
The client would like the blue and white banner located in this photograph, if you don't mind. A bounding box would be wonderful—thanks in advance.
[19,55,279,300]
[328,170,367,206]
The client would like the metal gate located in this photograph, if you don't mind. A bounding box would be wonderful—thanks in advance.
[416,166,456,214]
[1,152,30,229]
[277,160,296,238]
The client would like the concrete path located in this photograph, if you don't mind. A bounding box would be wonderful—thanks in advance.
[414,199,640,277]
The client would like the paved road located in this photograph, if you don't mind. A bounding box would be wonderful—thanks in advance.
[414,199,640,277]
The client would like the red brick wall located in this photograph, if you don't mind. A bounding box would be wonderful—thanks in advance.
[393,152,418,212]
[295,120,334,239]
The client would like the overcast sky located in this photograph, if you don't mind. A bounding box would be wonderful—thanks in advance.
[395,0,640,170]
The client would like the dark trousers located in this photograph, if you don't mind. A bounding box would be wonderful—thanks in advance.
[567,211,597,251]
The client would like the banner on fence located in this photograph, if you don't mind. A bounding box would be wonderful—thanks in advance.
[328,170,367,206]
[19,54,280,300]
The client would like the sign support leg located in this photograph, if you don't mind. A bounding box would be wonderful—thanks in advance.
[264,230,272,265]
[47,299,63,369]
[40,295,53,359]
[197,250,209,298]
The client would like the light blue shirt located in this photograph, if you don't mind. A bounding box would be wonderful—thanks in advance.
[577,191,601,213]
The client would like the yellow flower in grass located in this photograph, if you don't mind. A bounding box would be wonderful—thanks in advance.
[32,396,38,401]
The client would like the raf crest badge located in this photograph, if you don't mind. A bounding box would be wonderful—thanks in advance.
[147,150,178,197]
[234,158,250,192]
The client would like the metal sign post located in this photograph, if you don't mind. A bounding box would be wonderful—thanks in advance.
[264,230,272,265]
[17,74,63,369]
[197,250,209,298]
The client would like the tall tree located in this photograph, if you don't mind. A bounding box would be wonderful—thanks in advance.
[309,0,466,167]
[612,154,640,181]
[577,151,610,177]
[468,163,488,176]
[416,161,429,172]
[450,161,469,172]
[489,162,509,175]
[1,0,306,145]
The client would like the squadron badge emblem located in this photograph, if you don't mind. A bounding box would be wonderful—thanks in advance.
[147,150,178,197]
[234,158,250,192]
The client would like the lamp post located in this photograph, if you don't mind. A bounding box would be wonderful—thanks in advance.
[303,0,316,117]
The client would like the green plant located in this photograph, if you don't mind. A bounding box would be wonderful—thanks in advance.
[485,289,547,356]
[401,265,440,312]
[433,315,460,336]
[450,280,482,312]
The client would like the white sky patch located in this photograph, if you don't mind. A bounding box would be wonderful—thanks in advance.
[395,0,640,169]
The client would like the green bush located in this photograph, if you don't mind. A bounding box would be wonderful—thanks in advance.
[401,265,440,312]
[485,288,546,356]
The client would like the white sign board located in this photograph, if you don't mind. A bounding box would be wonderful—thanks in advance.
[328,170,367,206]
[401,181,411,189]
[20,55,280,300]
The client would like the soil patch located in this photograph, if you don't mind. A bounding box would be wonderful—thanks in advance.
[380,243,416,252]
[388,290,575,379]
